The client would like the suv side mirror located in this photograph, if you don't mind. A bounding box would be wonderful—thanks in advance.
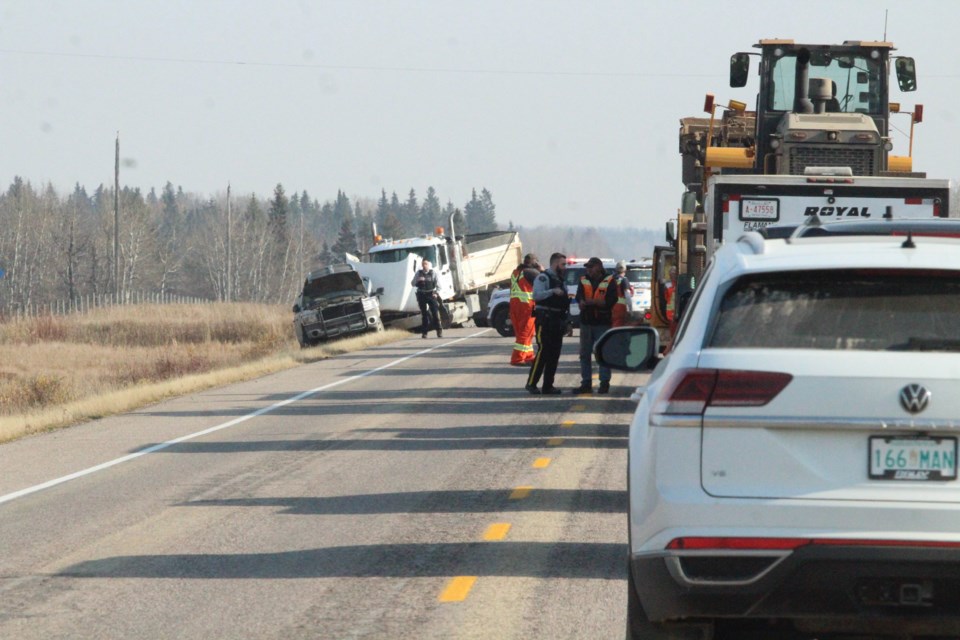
[895,57,917,92]
[594,326,660,372]
[730,52,750,88]
[375,287,385,296]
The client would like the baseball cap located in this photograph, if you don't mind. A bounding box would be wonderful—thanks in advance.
[584,257,603,267]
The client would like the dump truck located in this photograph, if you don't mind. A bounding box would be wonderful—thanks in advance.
[347,214,522,329]
[648,38,953,348]
[292,263,384,347]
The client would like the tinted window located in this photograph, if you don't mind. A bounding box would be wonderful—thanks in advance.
[709,270,960,351]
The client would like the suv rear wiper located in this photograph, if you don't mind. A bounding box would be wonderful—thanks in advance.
[887,337,960,352]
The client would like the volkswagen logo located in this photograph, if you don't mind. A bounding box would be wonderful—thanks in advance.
[899,384,931,414]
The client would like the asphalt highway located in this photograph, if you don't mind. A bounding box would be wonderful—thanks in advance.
[0,328,647,639]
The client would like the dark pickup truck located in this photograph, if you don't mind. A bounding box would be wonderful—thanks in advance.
[292,264,384,347]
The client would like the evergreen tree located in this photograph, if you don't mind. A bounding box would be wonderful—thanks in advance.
[381,211,404,240]
[389,191,403,234]
[402,188,418,232]
[245,194,263,223]
[268,183,288,242]
[331,214,358,260]
[375,189,389,228]
[464,189,485,233]
[443,200,459,235]
[476,188,497,231]
[316,240,334,266]
[452,207,466,237]
[420,186,442,233]
[333,190,352,231]
[320,201,335,240]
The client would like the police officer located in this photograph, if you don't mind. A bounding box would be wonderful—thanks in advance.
[411,258,442,338]
[525,252,569,395]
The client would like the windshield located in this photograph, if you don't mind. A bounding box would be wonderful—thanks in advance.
[768,51,883,114]
[709,269,960,351]
[625,268,652,285]
[368,246,438,265]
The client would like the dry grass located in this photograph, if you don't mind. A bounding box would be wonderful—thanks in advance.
[0,304,408,443]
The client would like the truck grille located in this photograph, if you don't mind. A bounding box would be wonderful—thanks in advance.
[321,301,364,321]
[788,146,876,176]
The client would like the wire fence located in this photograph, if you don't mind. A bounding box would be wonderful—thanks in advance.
[4,291,213,319]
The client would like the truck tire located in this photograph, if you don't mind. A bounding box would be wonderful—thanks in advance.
[294,323,308,349]
[439,305,454,330]
[491,304,514,337]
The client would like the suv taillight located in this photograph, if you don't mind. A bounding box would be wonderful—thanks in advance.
[653,369,792,415]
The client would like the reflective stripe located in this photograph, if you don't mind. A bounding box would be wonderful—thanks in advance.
[510,270,534,303]
[580,275,613,301]
[513,343,534,353]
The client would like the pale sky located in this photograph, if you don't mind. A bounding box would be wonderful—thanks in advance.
[1,0,958,229]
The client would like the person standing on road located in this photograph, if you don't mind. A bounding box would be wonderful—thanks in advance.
[611,260,635,328]
[525,252,569,395]
[509,253,541,366]
[411,258,442,338]
[665,265,678,338]
[573,256,617,394]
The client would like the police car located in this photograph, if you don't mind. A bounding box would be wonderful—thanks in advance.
[597,219,960,639]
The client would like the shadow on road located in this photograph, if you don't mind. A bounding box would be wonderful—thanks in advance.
[140,395,636,419]
[178,488,627,514]
[59,541,626,580]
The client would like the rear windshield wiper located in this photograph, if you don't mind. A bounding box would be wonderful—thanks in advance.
[887,337,960,352]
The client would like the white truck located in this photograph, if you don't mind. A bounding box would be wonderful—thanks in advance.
[706,172,951,254]
[348,216,522,329]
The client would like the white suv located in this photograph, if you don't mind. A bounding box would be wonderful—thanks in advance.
[597,221,960,639]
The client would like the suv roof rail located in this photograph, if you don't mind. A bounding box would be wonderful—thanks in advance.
[737,231,766,255]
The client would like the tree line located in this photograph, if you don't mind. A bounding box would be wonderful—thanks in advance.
[0,178,498,315]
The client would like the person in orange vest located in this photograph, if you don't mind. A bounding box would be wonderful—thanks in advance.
[610,260,635,328]
[509,253,541,365]
[573,257,617,394]
[664,265,678,336]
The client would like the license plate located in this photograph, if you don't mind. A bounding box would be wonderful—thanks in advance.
[869,436,957,481]
[740,198,779,221]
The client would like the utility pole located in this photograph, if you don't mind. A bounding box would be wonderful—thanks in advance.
[114,132,120,301]
[226,183,232,302]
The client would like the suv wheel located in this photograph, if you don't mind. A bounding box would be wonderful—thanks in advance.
[491,304,514,337]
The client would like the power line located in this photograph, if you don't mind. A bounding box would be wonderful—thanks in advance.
[0,47,718,79]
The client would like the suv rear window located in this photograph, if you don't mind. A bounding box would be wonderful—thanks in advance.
[709,269,960,351]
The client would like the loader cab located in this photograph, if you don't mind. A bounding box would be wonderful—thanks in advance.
[730,40,917,176]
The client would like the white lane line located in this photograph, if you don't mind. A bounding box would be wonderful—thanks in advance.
[0,330,491,506]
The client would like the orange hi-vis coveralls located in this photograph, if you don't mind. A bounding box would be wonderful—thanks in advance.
[509,267,536,365]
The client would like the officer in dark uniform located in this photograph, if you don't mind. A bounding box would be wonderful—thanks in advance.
[525,252,569,395]
[411,258,442,338]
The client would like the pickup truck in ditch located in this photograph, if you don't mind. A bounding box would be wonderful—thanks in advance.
[292,263,384,347]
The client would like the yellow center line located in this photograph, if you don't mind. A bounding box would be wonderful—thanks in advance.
[483,523,511,541]
[439,576,477,602]
[509,486,532,500]
[571,404,586,412]
[532,457,551,469]
[561,420,575,428]
[546,437,564,446]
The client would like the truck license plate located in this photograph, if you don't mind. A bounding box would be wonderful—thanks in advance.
[740,198,779,221]
[869,436,957,481]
